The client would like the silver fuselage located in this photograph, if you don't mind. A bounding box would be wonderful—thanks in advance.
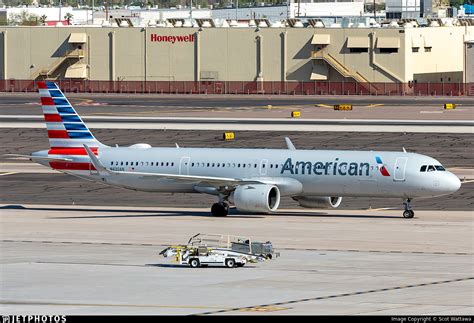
[34,147,461,199]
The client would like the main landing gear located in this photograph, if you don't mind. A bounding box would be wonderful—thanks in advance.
[211,202,229,217]
[403,198,415,219]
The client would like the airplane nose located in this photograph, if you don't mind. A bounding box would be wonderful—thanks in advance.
[444,172,461,193]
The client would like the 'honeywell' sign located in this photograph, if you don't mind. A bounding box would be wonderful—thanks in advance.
[150,34,195,43]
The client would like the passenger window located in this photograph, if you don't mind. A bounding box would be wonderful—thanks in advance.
[115,161,118,166]
[276,164,278,169]
[126,162,129,166]
[171,162,174,166]
[111,162,113,166]
[262,164,266,168]
[420,165,427,172]
[254,164,257,168]
[243,164,246,168]
[166,162,169,166]
[238,164,241,167]
[427,165,435,172]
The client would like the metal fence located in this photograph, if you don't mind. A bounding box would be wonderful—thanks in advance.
[1,80,473,96]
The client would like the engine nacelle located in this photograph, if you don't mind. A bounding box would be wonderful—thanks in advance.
[294,196,342,209]
[231,184,280,213]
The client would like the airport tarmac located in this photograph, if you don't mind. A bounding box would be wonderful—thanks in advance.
[1,204,473,315]
[1,92,473,121]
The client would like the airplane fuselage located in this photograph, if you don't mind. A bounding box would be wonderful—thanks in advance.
[35,147,461,199]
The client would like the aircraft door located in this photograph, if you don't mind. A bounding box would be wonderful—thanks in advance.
[394,157,408,182]
[179,157,191,175]
[260,159,268,176]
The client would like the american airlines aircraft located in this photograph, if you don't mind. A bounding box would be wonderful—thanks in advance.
[25,81,461,218]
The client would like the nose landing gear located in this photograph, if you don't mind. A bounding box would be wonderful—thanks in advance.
[403,198,415,218]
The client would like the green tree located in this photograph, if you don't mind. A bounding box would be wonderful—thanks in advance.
[8,10,40,26]
[39,14,48,24]
[449,0,463,8]
[64,12,73,23]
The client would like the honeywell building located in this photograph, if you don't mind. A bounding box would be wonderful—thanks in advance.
[0,21,473,95]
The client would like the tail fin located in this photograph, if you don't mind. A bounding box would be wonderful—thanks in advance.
[38,81,106,152]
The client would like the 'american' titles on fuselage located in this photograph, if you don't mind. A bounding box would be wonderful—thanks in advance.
[281,157,371,177]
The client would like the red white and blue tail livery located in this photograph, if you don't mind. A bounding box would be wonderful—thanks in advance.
[35,81,107,172]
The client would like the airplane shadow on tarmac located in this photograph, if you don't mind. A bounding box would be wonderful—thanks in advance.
[0,205,263,219]
[1,204,400,219]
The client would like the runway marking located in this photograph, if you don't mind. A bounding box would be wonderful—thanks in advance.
[461,180,474,184]
[366,104,384,108]
[420,111,444,114]
[315,104,333,108]
[0,172,18,176]
[1,240,471,256]
[196,276,474,315]
[0,300,221,310]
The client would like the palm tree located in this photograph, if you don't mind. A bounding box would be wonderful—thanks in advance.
[64,12,73,24]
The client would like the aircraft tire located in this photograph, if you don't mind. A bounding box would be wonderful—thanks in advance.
[211,203,228,217]
[403,210,415,219]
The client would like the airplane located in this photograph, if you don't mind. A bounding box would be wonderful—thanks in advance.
[23,81,461,218]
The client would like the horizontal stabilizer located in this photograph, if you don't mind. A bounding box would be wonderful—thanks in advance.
[4,154,73,162]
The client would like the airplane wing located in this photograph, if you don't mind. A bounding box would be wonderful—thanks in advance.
[83,144,262,187]
[4,154,73,162]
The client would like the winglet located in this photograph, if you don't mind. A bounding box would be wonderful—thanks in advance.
[83,144,109,174]
[285,137,296,150]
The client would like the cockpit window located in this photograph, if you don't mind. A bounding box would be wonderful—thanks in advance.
[420,165,427,172]
[435,165,445,171]
[427,165,436,172]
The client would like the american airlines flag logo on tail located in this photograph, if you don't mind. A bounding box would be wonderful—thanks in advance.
[37,81,102,171]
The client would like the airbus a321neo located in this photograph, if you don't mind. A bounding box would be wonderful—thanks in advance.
[24,82,461,218]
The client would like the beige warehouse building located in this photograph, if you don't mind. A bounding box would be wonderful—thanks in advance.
[0,23,473,94]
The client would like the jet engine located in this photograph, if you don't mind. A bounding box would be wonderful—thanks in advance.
[293,196,342,209]
[231,184,280,213]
